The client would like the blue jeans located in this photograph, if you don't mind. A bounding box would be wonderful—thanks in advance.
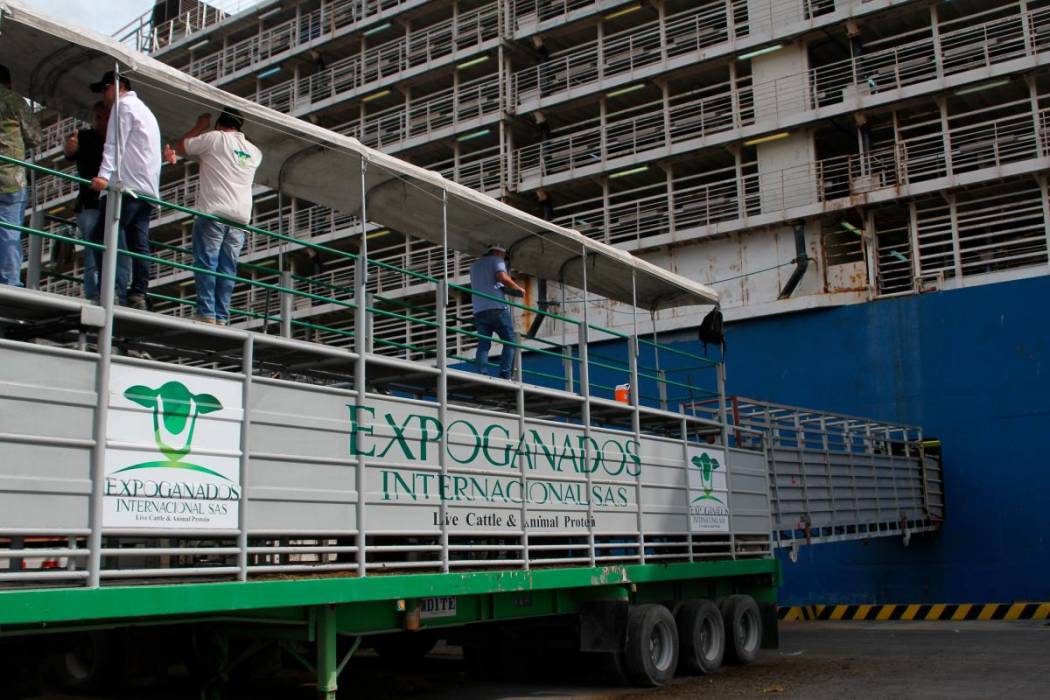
[75,208,101,299]
[474,308,517,379]
[192,217,244,322]
[0,189,27,286]
[91,195,152,303]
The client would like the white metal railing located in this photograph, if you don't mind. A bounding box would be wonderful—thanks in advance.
[511,0,634,32]
[428,145,504,195]
[178,0,428,83]
[37,116,80,156]
[517,78,743,182]
[33,164,79,206]
[512,0,841,106]
[759,2,1040,123]
[339,74,502,150]
[256,2,500,116]
[912,178,1048,283]
[553,102,1050,248]
[517,2,1048,185]
[114,0,248,53]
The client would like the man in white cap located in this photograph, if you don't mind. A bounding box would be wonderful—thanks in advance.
[469,243,526,380]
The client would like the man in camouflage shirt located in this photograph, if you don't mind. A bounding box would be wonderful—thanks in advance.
[0,64,40,286]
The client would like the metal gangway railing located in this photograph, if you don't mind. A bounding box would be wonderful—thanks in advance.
[688,397,944,558]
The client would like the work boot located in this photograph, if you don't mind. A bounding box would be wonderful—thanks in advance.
[193,314,217,325]
[126,294,148,310]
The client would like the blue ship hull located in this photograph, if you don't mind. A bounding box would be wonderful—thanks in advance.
[521,275,1050,604]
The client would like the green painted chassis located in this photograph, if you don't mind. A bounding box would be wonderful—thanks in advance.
[0,559,779,634]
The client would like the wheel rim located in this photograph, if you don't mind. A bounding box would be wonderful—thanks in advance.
[700,615,721,662]
[65,639,96,680]
[739,608,760,653]
[649,621,674,671]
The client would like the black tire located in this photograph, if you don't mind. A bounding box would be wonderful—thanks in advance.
[675,599,725,675]
[721,595,762,665]
[372,631,438,660]
[53,630,123,693]
[624,604,679,687]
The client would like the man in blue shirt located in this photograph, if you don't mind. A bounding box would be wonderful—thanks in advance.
[470,243,526,380]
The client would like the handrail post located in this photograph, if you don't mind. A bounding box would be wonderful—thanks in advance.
[354,157,369,578]
[560,281,573,392]
[237,335,254,581]
[630,270,645,564]
[437,189,449,573]
[87,63,124,588]
[578,245,595,567]
[279,267,293,337]
[26,169,42,289]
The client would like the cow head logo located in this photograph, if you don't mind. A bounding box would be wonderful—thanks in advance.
[113,380,228,479]
[690,452,723,504]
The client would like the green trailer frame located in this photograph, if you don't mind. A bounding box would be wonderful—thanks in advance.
[0,559,780,697]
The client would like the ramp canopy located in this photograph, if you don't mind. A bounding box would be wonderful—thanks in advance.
[0,0,717,310]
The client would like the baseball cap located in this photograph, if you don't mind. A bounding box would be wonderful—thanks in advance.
[487,243,507,254]
[89,70,130,93]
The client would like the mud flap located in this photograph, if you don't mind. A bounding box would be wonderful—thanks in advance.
[579,601,628,652]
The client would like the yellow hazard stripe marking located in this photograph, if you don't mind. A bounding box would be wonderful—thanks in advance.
[779,602,1050,621]
[1005,603,1027,621]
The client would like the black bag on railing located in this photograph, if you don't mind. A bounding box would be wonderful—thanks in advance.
[698,306,725,356]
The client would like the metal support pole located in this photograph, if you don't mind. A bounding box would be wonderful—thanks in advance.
[26,168,42,289]
[651,313,667,411]
[560,282,573,392]
[578,247,595,567]
[316,605,338,699]
[354,158,369,577]
[680,416,692,562]
[630,271,645,564]
[237,335,254,581]
[87,63,124,588]
[437,190,450,573]
[280,268,293,338]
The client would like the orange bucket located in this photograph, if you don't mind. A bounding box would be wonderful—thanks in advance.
[615,383,631,404]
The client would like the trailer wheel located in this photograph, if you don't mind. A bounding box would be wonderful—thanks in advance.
[53,630,122,693]
[624,604,678,686]
[721,595,762,665]
[675,599,725,675]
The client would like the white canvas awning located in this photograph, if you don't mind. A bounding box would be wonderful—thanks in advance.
[0,0,718,310]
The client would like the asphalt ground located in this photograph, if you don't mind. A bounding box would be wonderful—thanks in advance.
[22,620,1050,699]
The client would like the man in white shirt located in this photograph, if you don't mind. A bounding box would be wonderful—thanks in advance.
[88,71,161,309]
[165,108,262,324]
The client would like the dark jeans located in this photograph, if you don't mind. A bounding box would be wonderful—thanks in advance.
[91,194,152,303]
[474,308,517,379]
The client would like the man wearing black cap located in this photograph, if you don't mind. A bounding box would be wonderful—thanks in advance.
[165,108,262,325]
[88,70,161,309]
